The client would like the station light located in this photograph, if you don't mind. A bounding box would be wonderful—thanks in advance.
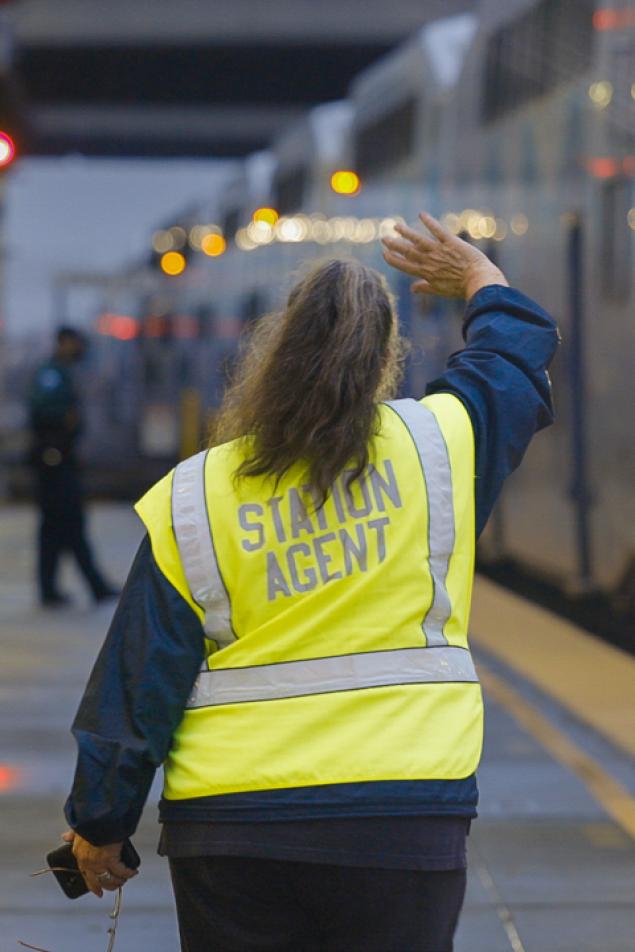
[160,251,187,275]
[330,170,361,196]
[174,314,198,339]
[276,217,308,243]
[593,8,635,30]
[588,81,613,108]
[253,207,279,226]
[168,226,187,250]
[478,216,497,239]
[628,208,635,231]
[510,214,529,236]
[152,230,174,254]
[201,233,227,257]
[97,313,138,340]
[144,314,170,337]
[0,131,16,169]
[441,213,462,235]
[247,219,275,245]
[622,155,635,175]
[586,156,619,179]
[494,219,508,242]
[0,763,22,793]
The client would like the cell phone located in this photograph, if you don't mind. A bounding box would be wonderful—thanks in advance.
[46,839,141,900]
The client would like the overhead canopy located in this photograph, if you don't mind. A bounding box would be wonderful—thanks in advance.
[9,0,479,157]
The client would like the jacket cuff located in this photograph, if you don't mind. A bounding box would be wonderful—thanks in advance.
[462,285,558,339]
[64,797,136,847]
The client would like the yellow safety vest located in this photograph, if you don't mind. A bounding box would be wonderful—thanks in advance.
[135,394,483,802]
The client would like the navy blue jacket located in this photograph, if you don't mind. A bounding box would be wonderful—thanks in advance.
[65,286,559,845]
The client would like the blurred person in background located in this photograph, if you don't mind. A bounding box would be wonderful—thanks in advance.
[62,215,559,952]
[28,326,119,607]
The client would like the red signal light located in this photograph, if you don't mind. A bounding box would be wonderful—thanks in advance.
[97,313,139,340]
[593,8,635,30]
[0,132,16,169]
[586,157,619,179]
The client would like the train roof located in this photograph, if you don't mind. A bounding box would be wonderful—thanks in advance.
[215,150,276,228]
[350,13,478,115]
[272,100,353,170]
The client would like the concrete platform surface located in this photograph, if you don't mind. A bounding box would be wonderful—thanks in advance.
[1,502,635,952]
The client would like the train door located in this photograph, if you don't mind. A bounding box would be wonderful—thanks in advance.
[396,273,415,397]
[566,214,593,590]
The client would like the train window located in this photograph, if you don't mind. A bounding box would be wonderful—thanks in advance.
[552,0,594,85]
[222,208,240,242]
[482,0,594,123]
[197,304,215,339]
[273,166,307,215]
[601,179,633,302]
[241,290,266,325]
[354,96,417,178]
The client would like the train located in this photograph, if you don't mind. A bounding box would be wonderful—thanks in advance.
[3,0,635,614]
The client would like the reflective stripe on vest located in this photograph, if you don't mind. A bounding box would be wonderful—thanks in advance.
[186,645,478,709]
[172,450,236,649]
[386,399,453,647]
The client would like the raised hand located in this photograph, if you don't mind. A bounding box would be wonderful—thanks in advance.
[382,212,508,301]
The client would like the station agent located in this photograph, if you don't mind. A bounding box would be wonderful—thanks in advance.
[63,213,559,952]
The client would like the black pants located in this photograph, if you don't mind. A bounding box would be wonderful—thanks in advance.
[169,855,466,952]
[35,459,107,600]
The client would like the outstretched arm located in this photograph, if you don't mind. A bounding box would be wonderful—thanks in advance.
[382,213,560,536]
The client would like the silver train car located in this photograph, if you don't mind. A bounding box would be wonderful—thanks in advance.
[440,0,635,602]
[236,0,635,606]
[8,0,632,610]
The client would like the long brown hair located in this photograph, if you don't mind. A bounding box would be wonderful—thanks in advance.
[211,257,407,504]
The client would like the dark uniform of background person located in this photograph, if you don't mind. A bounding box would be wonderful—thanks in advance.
[62,218,559,951]
[28,326,118,607]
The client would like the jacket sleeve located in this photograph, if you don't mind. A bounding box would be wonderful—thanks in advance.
[64,534,206,846]
[425,285,560,536]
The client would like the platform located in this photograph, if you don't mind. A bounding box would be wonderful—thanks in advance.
[1,503,635,952]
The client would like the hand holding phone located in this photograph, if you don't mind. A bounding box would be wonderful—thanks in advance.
[46,839,140,900]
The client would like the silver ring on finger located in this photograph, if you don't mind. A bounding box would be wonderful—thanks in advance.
[96,870,114,882]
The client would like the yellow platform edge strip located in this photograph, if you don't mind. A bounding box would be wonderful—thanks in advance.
[480,665,635,842]
[470,576,635,760]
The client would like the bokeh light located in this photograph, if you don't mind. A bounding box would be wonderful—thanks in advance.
[478,216,497,239]
[168,226,187,250]
[160,251,187,275]
[588,81,613,108]
[441,213,462,235]
[253,207,279,226]
[97,313,139,340]
[330,170,361,196]
[0,131,16,168]
[510,214,529,236]
[494,219,508,241]
[153,230,174,253]
[247,220,274,245]
[201,233,227,257]
[0,763,23,792]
